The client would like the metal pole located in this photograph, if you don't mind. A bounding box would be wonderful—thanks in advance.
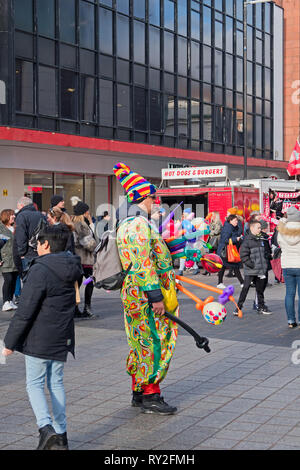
[243,1,248,180]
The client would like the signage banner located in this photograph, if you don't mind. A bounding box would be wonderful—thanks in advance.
[277,192,300,199]
[161,166,228,180]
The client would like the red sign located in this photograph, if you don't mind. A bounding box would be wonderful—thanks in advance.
[27,186,42,193]
[208,191,232,223]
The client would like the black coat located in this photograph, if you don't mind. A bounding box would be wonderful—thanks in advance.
[14,204,44,260]
[240,233,268,277]
[4,252,83,362]
[217,221,241,268]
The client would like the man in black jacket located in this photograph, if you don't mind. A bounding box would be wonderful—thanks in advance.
[233,220,271,316]
[14,196,44,276]
[2,225,82,450]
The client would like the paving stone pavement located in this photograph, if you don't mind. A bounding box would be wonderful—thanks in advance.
[1,270,300,450]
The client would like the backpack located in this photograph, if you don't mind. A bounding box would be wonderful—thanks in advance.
[92,221,132,290]
[28,217,47,252]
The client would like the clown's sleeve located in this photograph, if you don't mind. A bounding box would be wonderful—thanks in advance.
[117,216,163,297]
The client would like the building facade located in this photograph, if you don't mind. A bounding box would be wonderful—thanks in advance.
[0,0,287,213]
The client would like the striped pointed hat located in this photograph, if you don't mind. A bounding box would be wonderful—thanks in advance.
[113,163,157,203]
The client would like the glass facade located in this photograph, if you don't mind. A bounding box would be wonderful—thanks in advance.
[11,0,274,159]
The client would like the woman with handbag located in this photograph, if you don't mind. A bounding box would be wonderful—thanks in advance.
[216,214,244,289]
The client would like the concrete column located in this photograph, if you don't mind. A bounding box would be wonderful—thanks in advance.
[0,169,24,211]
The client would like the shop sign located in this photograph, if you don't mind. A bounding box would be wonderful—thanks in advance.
[27,186,42,193]
[161,166,228,180]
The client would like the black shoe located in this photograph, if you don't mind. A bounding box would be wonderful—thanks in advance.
[36,425,59,450]
[74,306,82,318]
[48,432,69,450]
[257,305,272,315]
[131,391,143,407]
[289,322,298,328]
[81,304,96,319]
[141,394,177,415]
[226,272,235,278]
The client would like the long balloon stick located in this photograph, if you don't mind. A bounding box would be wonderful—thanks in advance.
[176,283,204,311]
[159,201,183,233]
[176,275,243,318]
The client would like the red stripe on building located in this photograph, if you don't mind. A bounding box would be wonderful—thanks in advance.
[0,126,288,169]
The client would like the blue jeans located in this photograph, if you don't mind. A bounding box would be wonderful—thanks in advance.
[282,268,300,323]
[14,275,21,297]
[25,355,66,434]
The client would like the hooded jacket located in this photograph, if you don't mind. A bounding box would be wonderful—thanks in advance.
[277,221,300,269]
[239,232,268,277]
[4,252,83,362]
[14,204,44,259]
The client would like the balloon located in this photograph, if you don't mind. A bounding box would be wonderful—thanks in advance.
[185,260,195,268]
[202,302,227,325]
[201,254,223,273]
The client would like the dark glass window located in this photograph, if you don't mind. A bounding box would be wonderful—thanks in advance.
[117,15,130,59]
[164,32,174,73]
[100,79,113,126]
[150,69,160,90]
[215,50,223,87]
[59,0,76,44]
[178,37,187,76]
[191,100,200,140]
[149,27,160,68]
[134,88,147,131]
[178,0,187,37]
[134,65,146,86]
[80,49,95,75]
[150,91,162,132]
[191,10,200,41]
[39,38,56,65]
[60,44,77,69]
[60,70,78,119]
[203,7,211,45]
[37,0,55,38]
[117,59,130,83]
[203,104,212,141]
[38,66,57,116]
[15,0,33,32]
[117,0,129,15]
[15,60,34,113]
[15,32,34,60]
[215,21,223,49]
[164,96,175,136]
[164,0,175,31]
[99,8,113,55]
[81,76,96,121]
[191,42,200,80]
[203,46,211,82]
[79,1,95,49]
[134,21,145,64]
[133,0,145,19]
[149,0,160,26]
[99,54,113,78]
[117,84,131,127]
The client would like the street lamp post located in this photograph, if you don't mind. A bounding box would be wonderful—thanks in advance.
[243,0,272,180]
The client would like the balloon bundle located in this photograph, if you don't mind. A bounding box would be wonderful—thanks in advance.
[176,275,243,324]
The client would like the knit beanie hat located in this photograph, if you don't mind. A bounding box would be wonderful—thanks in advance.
[71,196,89,216]
[51,195,64,207]
[286,206,300,222]
[259,220,268,230]
[113,162,157,203]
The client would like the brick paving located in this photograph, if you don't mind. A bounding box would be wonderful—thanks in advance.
[0,270,300,450]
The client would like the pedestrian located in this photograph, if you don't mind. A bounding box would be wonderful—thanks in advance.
[0,209,18,312]
[270,191,283,220]
[95,211,111,243]
[114,162,178,414]
[233,219,271,316]
[2,225,82,450]
[253,219,272,311]
[277,206,300,328]
[178,209,199,276]
[71,197,97,319]
[14,196,44,276]
[47,207,75,254]
[217,214,244,289]
[50,195,65,211]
